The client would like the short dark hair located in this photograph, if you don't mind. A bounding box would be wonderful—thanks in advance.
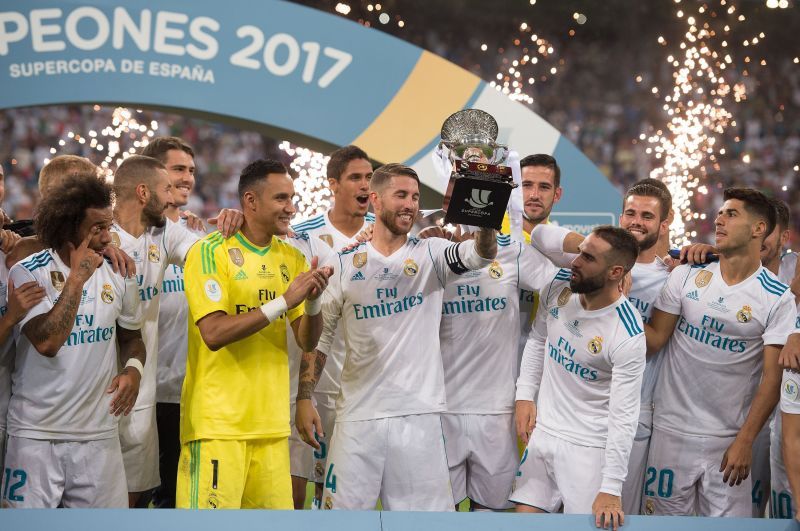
[624,183,672,220]
[520,154,561,188]
[238,159,288,200]
[723,187,776,239]
[633,177,670,195]
[327,145,370,181]
[370,163,419,193]
[139,136,195,164]
[36,174,113,251]
[769,197,791,232]
[113,155,166,198]
[592,225,639,273]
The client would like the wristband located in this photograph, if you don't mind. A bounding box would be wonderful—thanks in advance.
[305,296,323,316]
[261,295,288,323]
[124,358,144,377]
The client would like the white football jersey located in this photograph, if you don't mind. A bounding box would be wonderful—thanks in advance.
[781,370,800,415]
[530,224,579,268]
[517,270,646,494]
[778,253,800,415]
[318,236,484,421]
[440,234,555,414]
[654,262,797,437]
[0,250,11,431]
[629,258,670,416]
[7,250,141,440]
[111,221,198,410]
[778,252,798,286]
[292,210,374,396]
[282,231,337,403]
[155,219,207,404]
[518,224,577,356]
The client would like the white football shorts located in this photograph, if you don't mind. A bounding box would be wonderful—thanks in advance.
[321,413,453,511]
[119,405,160,492]
[441,413,516,509]
[1,435,127,508]
[510,428,605,514]
[643,427,750,517]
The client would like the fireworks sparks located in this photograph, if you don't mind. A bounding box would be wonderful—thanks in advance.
[645,0,761,245]
[330,2,405,28]
[487,25,564,105]
[278,141,331,219]
[45,106,158,178]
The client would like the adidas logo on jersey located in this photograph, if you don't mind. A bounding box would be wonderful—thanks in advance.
[233,269,248,281]
[549,307,559,319]
[351,271,365,281]
[686,290,699,301]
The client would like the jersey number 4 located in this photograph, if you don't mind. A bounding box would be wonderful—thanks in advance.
[325,463,337,493]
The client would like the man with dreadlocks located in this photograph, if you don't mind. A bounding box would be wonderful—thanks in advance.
[0,174,145,508]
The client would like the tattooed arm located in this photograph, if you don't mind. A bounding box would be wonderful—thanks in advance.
[295,349,328,450]
[21,236,103,357]
[22,276,85,357]
[297,349,328,401]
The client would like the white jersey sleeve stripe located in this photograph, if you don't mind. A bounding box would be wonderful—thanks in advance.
[757,271,788,296]
[617,302,643,336]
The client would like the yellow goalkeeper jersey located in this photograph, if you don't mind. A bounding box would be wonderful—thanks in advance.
[181,231,307,442]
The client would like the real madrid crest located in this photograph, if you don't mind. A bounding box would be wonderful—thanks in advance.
[314,462,325,480]
[736,305,752,323]
[403,258,418,277]
[319,234,334,248]
[324,496,333,510]
[280,264,290,283]
[695,270,713,288]
[101,283,114,304]
[51,271,65,291]
[588,336,603,355]
[644,498,655,515]
[207,493,218,509]
[110,232,121,247]
[147,244,160,263]
[353,252,367,268]
[557,287,572,306]
[488,261,503,279]
[228,248,245,267]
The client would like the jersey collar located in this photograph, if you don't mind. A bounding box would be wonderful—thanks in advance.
[233,232,271,256]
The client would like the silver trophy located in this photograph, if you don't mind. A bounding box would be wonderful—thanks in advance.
[439,109,515,229]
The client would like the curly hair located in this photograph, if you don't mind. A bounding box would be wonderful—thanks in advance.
[35,173,113,251]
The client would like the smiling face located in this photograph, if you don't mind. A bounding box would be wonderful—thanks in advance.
[329,158,373,218]
[248,173,297,236]
[620,194,667,252]
[372,175,419,236]
[162,149,195,208]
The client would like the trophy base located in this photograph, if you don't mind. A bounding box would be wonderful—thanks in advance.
[444,177,511,230]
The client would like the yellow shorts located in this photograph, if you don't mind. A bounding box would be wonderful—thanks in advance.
[176,437,292,509]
